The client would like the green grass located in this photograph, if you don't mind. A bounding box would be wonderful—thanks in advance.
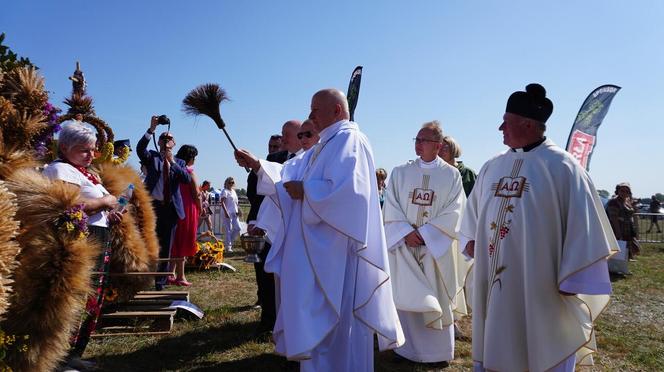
[86,243,664,371]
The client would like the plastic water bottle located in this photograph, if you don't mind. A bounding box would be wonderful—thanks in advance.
[115,184,134,212]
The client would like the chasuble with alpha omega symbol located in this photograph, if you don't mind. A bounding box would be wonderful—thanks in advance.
[461,139,618,371]
[383,157,470,362]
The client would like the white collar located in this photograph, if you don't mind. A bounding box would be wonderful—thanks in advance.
[417,157,442,169]
[318,120,352,142]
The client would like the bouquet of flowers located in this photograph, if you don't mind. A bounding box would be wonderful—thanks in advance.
[192,232,224,270]
[56,204,88,240]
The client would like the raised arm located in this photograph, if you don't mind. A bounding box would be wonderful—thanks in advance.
[137,117,159,164]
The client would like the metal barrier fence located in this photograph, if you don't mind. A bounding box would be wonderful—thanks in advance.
[635,213,664,243]
[197,200,250,238]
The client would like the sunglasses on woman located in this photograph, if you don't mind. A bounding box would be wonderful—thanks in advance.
[297,131,313,140]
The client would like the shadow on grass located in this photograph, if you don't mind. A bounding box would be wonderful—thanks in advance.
[609,272,630,282]
[227,305,256,313]
[189,353,299,372]
[94,321,271,371]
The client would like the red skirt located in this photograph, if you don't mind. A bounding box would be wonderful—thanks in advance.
[171,183,200,258]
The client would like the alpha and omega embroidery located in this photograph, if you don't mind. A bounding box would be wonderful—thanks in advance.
[494,176,527,198]
[411,187,435,206]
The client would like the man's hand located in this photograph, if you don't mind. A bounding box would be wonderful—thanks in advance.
[247,224,265,236]
[283,181,304,200]
[464,240,475,258]
[150,116,159,133]
[234,149,260,171]
[162,149,174,164]
[404,230,425,247]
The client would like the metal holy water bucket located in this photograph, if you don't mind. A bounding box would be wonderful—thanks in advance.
[240,233,266,263]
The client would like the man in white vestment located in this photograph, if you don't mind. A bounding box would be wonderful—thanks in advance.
[235,89,404,372]
[460,83,618,372]
[383,121,469,365]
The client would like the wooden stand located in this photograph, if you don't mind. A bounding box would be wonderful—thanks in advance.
[92,268,191,337]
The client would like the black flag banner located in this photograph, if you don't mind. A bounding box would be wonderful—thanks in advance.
[346,66,363,121]
[565,84,621,170]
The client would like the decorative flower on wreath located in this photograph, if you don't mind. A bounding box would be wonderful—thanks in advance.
[56,204,89,240]
[103,287,119,303]
[33,101,62,160]
[0,328,30,371]
[112,144,131,165]
[94,142,115,164]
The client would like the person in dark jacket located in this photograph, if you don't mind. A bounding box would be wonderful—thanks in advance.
[137,116,192,290]
[246,120,301,336]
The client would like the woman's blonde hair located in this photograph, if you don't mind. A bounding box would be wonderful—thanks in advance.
[224,177,235,189]
[442,136,462,158]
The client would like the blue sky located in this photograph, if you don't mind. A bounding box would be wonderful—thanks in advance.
[3,1,663,196]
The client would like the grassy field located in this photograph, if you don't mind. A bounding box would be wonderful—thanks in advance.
[86,243,664,371]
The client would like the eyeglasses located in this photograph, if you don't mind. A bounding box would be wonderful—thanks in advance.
[297,131,313,140]
[413,137,440,144]
[159,136,174,141]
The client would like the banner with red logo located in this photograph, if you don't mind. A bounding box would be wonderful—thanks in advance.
[565,85,621,170]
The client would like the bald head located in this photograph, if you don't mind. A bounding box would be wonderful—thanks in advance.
[281,119,302,154]
[309,89,350,132]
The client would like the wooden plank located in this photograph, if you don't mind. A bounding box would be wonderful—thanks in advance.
[138,290,189,295]
[102,310,176,319]
[115,305,174,312]
[92,331,171,337]
[133,294,189,301]
[92,272,173,277]
[155,257,185,262]
[97,310,175,332]
[92,331,171,338]
[123,299,175,306]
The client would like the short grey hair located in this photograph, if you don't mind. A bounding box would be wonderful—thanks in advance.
[58,123,97,157]
[421,120,444,143]
[442,136,462,158]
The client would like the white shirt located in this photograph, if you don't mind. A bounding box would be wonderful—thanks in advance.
[43,161,110,227]
[221,188,239,215]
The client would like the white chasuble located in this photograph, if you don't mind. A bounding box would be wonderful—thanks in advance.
[257,120,404,371]
[383,157,469,362]
[461,139,618,372]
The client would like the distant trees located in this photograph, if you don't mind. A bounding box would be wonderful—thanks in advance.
[0,33,34,71]
[597,189,610,199]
